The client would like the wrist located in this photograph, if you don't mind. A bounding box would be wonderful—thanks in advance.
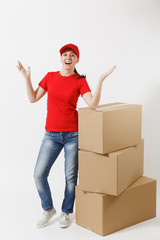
[98,79,104,84]
[25,76,31,81]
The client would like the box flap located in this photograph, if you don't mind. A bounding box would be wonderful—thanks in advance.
[108,139,144,156]
[78,102,123,111]
[96,103,141,112]
[126,176,156,190]
[77,186,107,197]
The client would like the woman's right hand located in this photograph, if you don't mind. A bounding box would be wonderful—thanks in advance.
[17,60,31,79]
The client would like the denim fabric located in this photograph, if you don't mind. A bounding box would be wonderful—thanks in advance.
[34,130,78,213]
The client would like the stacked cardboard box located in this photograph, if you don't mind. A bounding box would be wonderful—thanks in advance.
[75,103,156,236]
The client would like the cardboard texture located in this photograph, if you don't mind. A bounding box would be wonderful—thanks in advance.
[78,102,142,154]
[78,139,144,196]
[75,176,156,236]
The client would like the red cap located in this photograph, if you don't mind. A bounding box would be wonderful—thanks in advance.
[59,43,79,58]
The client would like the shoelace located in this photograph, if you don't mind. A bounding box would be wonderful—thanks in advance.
[41,211,51,220]
[61,213,69,220]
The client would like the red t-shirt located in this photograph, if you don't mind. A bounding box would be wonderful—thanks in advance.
[38,71,91,132]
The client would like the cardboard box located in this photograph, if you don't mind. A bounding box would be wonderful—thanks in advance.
[75,176,156,236]
[78,103,142,154]
[78,139,144,196]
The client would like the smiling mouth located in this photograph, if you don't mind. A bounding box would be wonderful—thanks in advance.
[65,62,72,64]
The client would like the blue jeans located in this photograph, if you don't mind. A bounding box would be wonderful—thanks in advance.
[34,130,78,213]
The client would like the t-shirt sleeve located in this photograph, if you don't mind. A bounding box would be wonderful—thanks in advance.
[38,72,50,91]
[79,78,92,97]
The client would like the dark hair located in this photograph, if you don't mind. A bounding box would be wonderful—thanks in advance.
[74,68,86,79]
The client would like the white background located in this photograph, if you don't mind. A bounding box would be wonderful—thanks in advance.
[0,0,160,239]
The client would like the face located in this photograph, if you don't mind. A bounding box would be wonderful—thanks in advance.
[60,49,79,70]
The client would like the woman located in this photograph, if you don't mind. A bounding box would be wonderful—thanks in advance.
[17,43,116,229]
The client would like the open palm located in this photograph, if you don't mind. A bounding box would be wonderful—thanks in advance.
[17,60,31,79]
[99,65,116,82]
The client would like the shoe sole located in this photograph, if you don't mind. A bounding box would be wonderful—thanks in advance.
[59,222,70,228]
[36,210,56,228]
[59,224,70,228]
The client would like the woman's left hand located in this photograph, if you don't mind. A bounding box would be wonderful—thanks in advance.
[99,65,116,82]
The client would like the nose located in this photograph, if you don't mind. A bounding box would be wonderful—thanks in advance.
[66,53,72,58]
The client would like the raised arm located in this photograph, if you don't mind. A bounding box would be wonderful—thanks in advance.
[82,65,116,109]
[17,60,46,103]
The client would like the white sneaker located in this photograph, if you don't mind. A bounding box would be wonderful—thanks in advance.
[59,212,70,228]
[36,208,56,228]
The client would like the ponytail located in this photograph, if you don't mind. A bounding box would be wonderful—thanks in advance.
[74,68,86,79]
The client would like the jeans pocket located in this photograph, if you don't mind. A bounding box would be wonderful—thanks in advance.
[72,131,78,136]
[45,130,51,136]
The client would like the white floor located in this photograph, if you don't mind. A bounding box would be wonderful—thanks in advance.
[1,209,160,240]
[1,180,160,240]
